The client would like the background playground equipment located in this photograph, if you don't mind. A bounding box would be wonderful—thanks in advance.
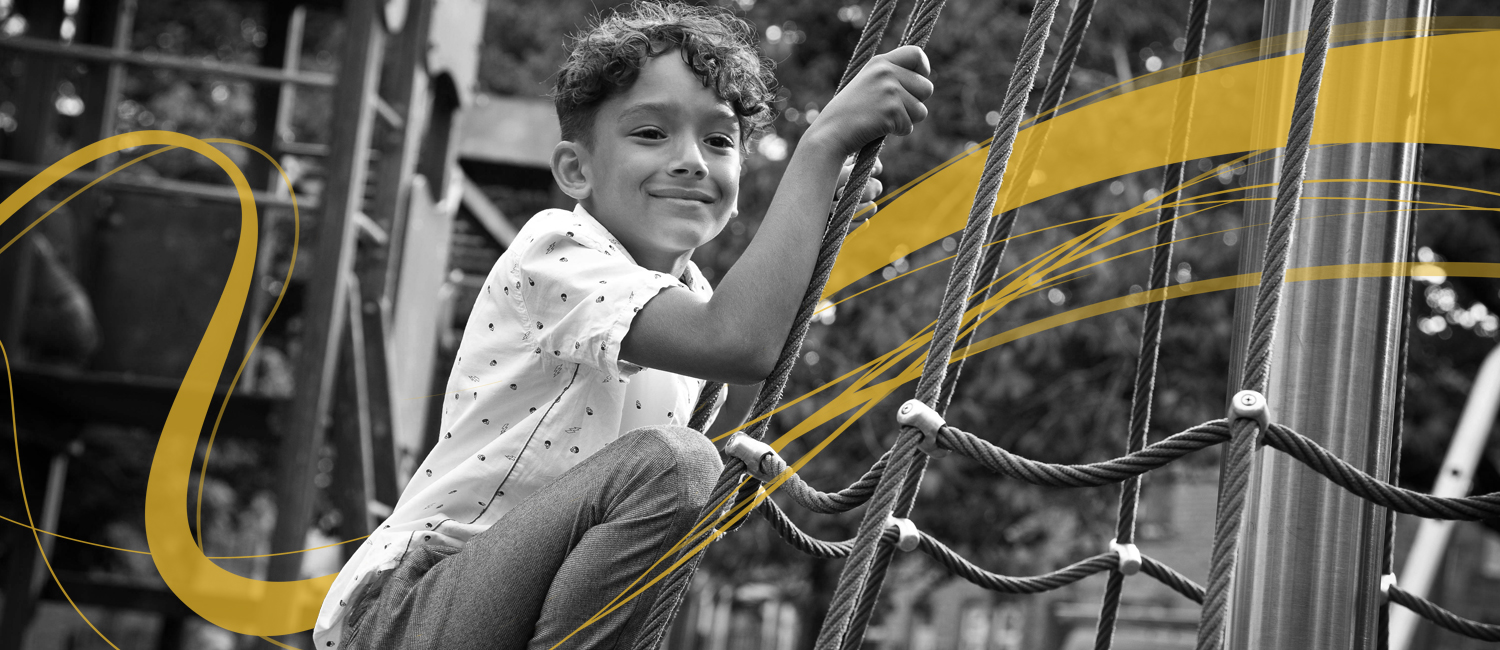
[3,0,1500,649]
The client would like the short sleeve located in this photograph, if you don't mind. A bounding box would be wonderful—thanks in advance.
[511,227,684,376]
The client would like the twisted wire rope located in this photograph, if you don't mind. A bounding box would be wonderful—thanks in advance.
[757,492,1210,606]
[1378,144,1419,650]
[657,0,1500,645]
[756,413,1500,641]
[842,445,932,650]
[936,0,1099,414]
[1196,0,1339,645]
[813,427,922,650]
[632,1,909,645]
[815,0,1062,646]
[942,417,1500,519]
[1389,586,1500,641]
[1096,0,1213,645]
[775,449,891,514]
[1141,555,1206,604]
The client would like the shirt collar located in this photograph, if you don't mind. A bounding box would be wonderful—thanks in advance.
[570,203,703,289]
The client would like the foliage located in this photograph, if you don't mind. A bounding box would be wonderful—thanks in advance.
[3,0,1496,645]
[478,1,1500,641]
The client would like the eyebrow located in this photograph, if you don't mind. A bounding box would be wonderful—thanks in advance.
[617,101,739,130]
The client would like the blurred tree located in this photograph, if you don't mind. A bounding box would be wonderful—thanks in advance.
[476,1,1500,644]
[2,0,1494,646]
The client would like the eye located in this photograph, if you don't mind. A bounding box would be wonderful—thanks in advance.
[706,134,737,149]
[632,127,666,140]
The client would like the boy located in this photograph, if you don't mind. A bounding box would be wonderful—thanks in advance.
[314,2,931,648]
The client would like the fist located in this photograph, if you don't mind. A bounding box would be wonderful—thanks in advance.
[809,45,934,157]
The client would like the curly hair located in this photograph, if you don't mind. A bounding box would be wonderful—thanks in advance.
[552,1,778,156]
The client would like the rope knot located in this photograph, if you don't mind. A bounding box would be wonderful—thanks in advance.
[896,399,950,458]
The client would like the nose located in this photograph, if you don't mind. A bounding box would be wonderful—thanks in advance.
[669,140,708,179]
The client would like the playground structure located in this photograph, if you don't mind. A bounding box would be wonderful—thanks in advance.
[621,0,1500,649]
[0,0,1498,649]
[0,0,489,645]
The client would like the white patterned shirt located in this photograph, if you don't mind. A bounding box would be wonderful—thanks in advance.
[314,203,723,647]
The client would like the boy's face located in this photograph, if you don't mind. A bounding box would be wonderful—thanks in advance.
[567,53,742,274]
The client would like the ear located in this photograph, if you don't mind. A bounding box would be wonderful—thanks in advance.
[550,140,592,201]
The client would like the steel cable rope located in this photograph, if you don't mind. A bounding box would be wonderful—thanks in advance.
[1377,157,1416,650]
[825,148,1270,318]
[934,419,1500,518]
[757,197,1397,518]
[669,24,1500,639]
[734,159,1457,454]
[1389,586,1500,641]
[751,189,1483,513]
[935,0,1102,418]
[816,0,1064,647]
[631,1,919,642]
[666,411,1500,640]
[845,18,1484,222]
[755,493,1212,605]
[1096,0,1213,642]
[1196,0,1341,644]
[751,492,1208,603]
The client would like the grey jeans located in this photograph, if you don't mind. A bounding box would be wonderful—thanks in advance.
[343,425,723,650]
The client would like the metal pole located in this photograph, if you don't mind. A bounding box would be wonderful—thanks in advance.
[1221,0,1429,647]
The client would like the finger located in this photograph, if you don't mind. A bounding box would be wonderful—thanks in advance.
[893,67,935,102]
[884,45,931,77]
[900,90,929,128]
[892,108,914,137]
[873,158,884,176]
[853,202,878,223]
[862,178,884,202]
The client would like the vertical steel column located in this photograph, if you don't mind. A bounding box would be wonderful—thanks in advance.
[268,0,385,584]
[1221,0,1429,648]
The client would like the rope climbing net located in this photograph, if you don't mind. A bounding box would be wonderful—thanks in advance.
[638,0,1500,648]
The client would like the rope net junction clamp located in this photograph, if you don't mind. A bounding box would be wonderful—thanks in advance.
[885,516,922,552]
[1379,573,1397,605]
[1230,389,1271,432]
[724,433,785,483]
[1110,538,1141,575]
[896,399,950,458]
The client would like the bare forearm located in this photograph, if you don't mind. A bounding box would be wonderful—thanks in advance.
[620,134,845,384]
[620,46,931,385]
[705,135,845,370]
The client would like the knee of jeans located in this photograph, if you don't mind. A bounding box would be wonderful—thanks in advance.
[629,425,723,488]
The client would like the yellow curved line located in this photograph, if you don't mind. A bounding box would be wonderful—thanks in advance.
[257,635,306,650]
[0,131,329,635]
[194,138,301,552]
[5,19,1500,643]
[0,514,368,559]
[828,29,1500,297]
[4,339,120,649]
[0,145,177,256]
[560,26,1500,637]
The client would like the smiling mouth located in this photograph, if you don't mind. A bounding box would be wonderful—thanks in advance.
[649,189,716,204]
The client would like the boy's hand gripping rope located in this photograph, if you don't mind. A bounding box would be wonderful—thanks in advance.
[631,0,917,646]
[651,0,1500,644]
[817,0,1064,647]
